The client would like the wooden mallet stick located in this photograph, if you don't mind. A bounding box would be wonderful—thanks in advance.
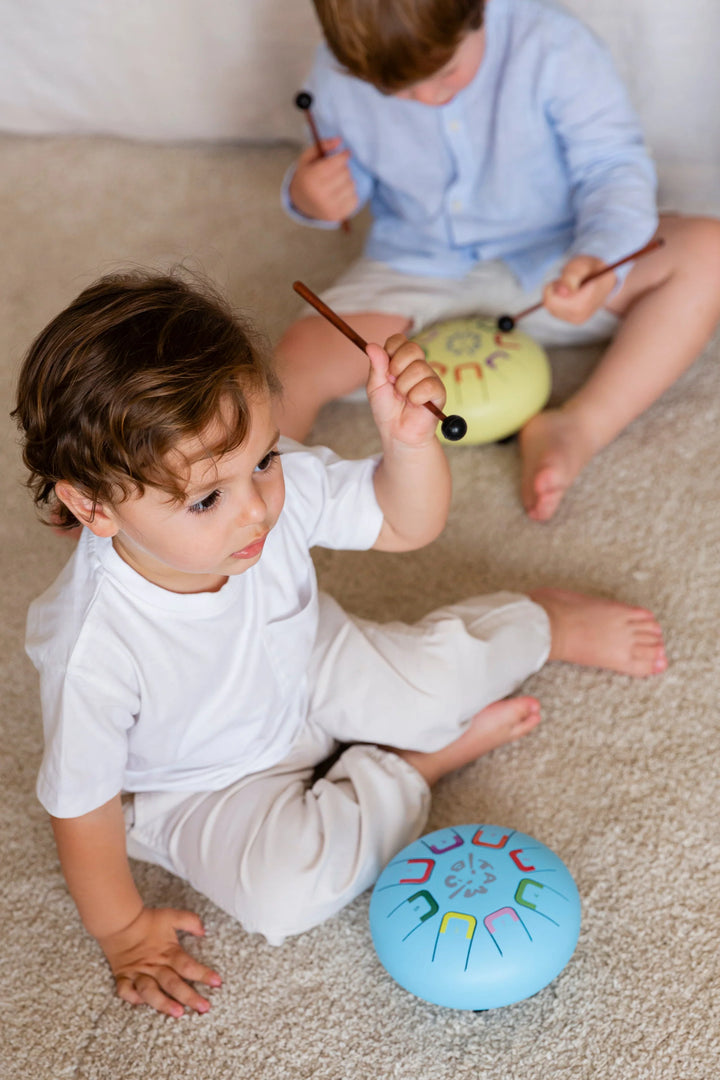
[294,91,351,235]
[292,281,468,441]
[497,237,665,332]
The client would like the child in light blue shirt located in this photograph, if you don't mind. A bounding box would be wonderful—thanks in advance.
[278,0,720,522]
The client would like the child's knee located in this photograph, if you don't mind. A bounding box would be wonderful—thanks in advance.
[236,853,375,945]
[275,315,323,363]
[667,214,720,270]
[233,758,429,942]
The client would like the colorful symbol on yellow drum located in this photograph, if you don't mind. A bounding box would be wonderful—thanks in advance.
[412,317,551,445]
[369,824,581,1010]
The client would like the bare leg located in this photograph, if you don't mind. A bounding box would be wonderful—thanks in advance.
[529,587,667,677]
[520,214,720,520]
[396,696,541,787]
[274,311,411,440]
[391,588,666,786]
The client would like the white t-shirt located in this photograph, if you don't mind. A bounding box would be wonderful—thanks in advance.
[26,441,384,818]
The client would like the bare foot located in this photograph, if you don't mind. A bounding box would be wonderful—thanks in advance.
[396,696,540,787]
[519,409,599,521]
[529,587,667,677]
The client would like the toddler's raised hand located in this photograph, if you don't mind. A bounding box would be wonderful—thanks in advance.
[543,254,616,324]
[288,138,358,223]
[366,334,446,447]
[98,905,221,1018]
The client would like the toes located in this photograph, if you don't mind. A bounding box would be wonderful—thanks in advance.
[524,466,566,521]
[630,628,665,647]
[520,476,539,514]
[534,466,560,495]
[629,641,667,676]
[511,712,542,739]
[627,607,664,631]
[528,490,563,522]
[508,698,541,738]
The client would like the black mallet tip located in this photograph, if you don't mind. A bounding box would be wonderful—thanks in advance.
[497,314,515,333]
[441,414,468,442]
[295,91,313,110]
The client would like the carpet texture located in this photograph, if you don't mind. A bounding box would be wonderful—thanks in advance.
[1,134,718,1080]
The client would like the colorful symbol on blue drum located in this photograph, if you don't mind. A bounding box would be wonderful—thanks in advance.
[369,824,581,1010]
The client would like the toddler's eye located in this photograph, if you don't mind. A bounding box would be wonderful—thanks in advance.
[188,489,221,514]
[255,449,280,473]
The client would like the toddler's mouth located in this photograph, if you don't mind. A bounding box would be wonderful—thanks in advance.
[232,534,267,560]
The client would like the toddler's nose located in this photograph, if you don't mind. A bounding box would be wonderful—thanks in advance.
[240,484,267,524]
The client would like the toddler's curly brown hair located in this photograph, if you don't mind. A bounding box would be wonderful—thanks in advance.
[12,270,280,529]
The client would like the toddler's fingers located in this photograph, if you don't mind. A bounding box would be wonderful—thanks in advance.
[172,946,222,989]
[408,375,446,411]
[394,359,446,409]
[317,135,344,155]
[320,170,359,217]
[544,265,612,322]
[169,908,206,937]
[556,255,606,294]
[314,149,352,178]
[365,341,391,390]
[383,332,411,359]
[297,137,343,166]
[385,337,427,373]
[154,965,213,1015]
[115,974,144,1007]
[132,971,188,1019]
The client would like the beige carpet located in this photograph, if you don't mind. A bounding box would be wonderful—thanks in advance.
[1,133,719,1079]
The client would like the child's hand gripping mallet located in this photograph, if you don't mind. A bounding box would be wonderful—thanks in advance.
[496,237,665,332]
[294,91,351,235]
[292,281,468,441]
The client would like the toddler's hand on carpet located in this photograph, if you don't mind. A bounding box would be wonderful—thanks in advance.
[544,254,615,323]
[98,906,222,1018]
[366,334,446,447]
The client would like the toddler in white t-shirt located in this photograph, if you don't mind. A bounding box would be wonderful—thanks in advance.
[13,270,666,1018]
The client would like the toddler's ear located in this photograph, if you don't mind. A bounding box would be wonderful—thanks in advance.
[54,482,119,537]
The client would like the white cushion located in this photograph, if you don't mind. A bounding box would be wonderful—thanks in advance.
[0,0,321,142]
[0,0,718,210]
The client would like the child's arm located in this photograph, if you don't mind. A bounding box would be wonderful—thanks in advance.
[283,45,374,228]
[539,23,658,324]
[52,795,221,1017]
[368,335,452,552]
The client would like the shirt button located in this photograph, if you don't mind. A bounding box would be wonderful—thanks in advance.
[448,120,461,132]
[451,199,463,211]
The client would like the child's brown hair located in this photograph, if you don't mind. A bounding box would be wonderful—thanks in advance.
[12,270,280,530]
[313,0,485,91]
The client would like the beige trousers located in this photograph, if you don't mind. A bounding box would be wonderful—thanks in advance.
[318,256,620,347]
[124,591,550,943]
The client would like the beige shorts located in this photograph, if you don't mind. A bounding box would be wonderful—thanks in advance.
[318,256,619,348]
[125,591,550,944]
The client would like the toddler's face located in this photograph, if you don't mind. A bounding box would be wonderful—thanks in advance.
[107,392,285,594]
[394,28,485,107]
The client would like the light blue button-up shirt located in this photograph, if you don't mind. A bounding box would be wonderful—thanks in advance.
[283,0,658,290]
